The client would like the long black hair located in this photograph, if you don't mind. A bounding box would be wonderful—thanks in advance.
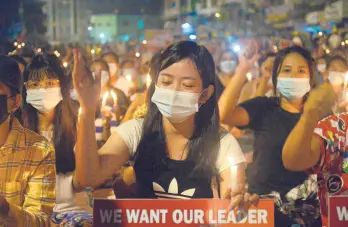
[134,41,222,179]
[272,46,316,95]
[22,54,78,174]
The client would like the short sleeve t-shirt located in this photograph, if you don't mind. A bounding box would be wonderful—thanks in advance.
[312,113,348,226]
[238,97,313,197]
[115,119,245,198]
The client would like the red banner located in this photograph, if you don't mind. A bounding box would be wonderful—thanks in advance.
[93,199,274,227]
[329,196,348,227]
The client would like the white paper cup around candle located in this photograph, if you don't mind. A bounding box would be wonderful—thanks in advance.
[228,157,238,192]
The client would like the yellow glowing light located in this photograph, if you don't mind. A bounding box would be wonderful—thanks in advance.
[326,49,330,54]
[318,32,323,36]
[63,62,68,68]
[342,42,345,46]
[14,42,18,46]
[37,48,42,53]
[91,49,95,54]
[126,74,132,81]
[135,52,140,58]
[21,43,25,47]
[345,40,348,44]
[146,74,151,87]
[246,72,252,81]
[142,40,147,45]
[102,91,109,106]
[17,44,22,49]
[215,13,221,18]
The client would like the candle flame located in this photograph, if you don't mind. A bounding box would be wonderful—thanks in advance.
[102,91,109,106]
[146,74,151,87]
[246,72,252,81]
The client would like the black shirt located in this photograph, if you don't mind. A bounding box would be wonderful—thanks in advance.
[239,97,308,197]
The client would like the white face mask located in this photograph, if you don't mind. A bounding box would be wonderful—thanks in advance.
[277,78,310,101]
[151,86,201,123]
[107,63,118,75]
[70,89,78,101]
[316,64,326,73]
[26,88,63,113]
[220,60,237,73]
[92,70,110,87]
[328,71,345,85]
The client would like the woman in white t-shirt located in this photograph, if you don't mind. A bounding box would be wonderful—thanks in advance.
[73,41,258,209]
[22,54,93,226]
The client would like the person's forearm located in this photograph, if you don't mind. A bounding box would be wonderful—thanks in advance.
[75,111,101,188]
[218,66,249,124]
[254,76,269,98]
[282,113,320,171]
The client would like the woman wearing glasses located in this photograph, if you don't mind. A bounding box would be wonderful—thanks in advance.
[22,54,93,227]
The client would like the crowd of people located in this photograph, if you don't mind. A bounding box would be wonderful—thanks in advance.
[0,36,347,227]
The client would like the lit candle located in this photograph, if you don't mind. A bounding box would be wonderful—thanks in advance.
[146,74,151,87]
[126,74,132,82]
[102,91,109,107]
[246,72,252,82]
[228,157,238,192]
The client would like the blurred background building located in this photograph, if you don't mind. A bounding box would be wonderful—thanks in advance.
[1,0,348,50]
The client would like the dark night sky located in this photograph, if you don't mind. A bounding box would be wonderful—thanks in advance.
[88,0,163,15]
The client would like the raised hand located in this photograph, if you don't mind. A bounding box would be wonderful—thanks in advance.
[304,83,337,121]
[238,40,259,71]
[72,50,101,113]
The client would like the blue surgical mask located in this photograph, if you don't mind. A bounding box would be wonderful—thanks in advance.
[277,78,310,101]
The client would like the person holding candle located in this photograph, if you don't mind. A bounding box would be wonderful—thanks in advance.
[219,45,322,226]
[87,59,129,147]
[72,41,258,210]
[122,51,162,121]
[21,54,93,227]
